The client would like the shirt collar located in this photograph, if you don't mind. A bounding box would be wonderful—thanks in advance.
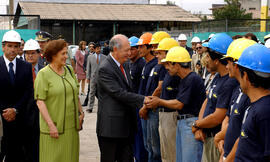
[16,54,24,59]
[3,54,16,70]
[110,53,120,67]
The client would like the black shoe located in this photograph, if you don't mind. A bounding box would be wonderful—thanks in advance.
[87,109,93,113]
[82,103,88,106]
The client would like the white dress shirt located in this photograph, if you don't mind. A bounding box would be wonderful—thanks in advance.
[110,53,128,83]
[3,55,16,74]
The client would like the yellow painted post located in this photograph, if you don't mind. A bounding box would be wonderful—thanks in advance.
[261,0,268,32]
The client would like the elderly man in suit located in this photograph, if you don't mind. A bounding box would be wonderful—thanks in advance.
[24,38,44,162]
[86,43,107,113]
[0,30,33,162]
[96,34,150,162]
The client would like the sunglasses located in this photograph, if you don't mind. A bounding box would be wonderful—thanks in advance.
[196,47,202,50]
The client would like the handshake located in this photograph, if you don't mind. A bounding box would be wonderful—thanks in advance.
[139,96,160,120]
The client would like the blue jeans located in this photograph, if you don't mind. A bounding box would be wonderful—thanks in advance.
[146,110,162,162]
[134,108,148,162]
[176,117,203,162]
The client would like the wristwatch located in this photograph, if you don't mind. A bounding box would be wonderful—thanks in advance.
[192,121,199,129]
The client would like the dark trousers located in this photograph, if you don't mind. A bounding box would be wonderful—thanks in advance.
[98,136,134,162]
[83,84,90,105]
[23,124,39,162]
[0,122,25,162]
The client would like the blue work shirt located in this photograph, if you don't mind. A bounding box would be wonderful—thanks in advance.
[138,58,157,95]
[203,74,239,135]
[176,72,206,116]
[235,95,270,162]
[160,72,181,111]
[145,64,166,96]
[223,86,250,157]
[129,57,146,93]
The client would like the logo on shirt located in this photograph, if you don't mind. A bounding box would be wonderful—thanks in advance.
[166,87,173,91]
[241,130,248,138]
[213,93,217,98]
[154,72,158,75]
[142,76,145,79]
[234,109,239,114]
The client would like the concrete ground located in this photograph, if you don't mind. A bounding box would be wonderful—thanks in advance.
[79,92,100,162]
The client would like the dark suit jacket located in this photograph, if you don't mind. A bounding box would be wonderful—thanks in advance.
[96,55,144,138]
[186,46,193,57]
[0,56,33,137]
[25,63,44,127]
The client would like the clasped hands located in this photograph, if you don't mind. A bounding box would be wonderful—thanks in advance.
[2,108,16,122]
[139,96,160,120]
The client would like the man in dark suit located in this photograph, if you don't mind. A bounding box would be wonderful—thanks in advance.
[178,33,193,57]
[24,38,43,162]
[96,34,149,162]
[0,30,33,162]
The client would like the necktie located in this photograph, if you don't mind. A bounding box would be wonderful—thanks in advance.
[32,67,36,83]
[9,62,15,85]
[120,64,128,82]
[97,54,99,64]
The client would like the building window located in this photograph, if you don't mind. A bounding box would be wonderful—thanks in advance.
[249,8,256,10]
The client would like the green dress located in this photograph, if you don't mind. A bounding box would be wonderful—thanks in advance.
[34,65,80,162]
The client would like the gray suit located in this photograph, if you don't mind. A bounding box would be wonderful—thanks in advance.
[96,55,145,161]
[86,53,107,110]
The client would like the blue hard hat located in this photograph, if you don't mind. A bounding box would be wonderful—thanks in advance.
[236,43,270,74]
[129,36,139,47]
[203,33,233,55]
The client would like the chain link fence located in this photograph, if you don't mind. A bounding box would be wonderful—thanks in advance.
[193,19,270,33]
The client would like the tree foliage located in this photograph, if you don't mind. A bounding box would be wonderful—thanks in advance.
[213,0,252,20]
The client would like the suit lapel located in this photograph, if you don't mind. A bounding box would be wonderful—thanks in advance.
[107,55,130,87]
[0,56,12,83]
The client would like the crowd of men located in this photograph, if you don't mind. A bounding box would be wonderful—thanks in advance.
[0,28,270,162]
[95,31,270,162]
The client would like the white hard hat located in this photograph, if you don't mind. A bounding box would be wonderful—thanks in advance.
[23,39,40,51]
[191,36,201,43]
[264,33,270,40]
[265,39,270,49]
[208,33,215,39]
[178,34,187,41]
[2,30,21,43]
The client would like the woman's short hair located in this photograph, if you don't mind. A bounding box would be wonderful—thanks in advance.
[44,39,67,63]
[79,41,86,50]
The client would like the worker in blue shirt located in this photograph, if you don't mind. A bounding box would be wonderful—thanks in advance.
[233,44,270,162]
[212,38,256,161]
[128,36,147,162]
[137,32,156,161]
[145,46,206,162]
[191,33,238,162]
[140,33,174,162]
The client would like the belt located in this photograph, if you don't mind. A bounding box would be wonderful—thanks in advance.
[204,131,216,137]
[159,107,176,112]
[177,114,195,120]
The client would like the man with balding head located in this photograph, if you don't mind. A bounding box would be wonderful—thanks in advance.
[96,34,149,162]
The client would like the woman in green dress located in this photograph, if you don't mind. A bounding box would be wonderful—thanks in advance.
[34,39,84,162]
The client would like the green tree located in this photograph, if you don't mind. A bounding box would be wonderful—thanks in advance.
[213,0,252,20]
[166,1,175,5]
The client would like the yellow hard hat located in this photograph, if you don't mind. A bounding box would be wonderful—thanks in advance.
[223,38,256,60]
[155,38,179,51]
[161,46,192,63]
[149,31,171,45]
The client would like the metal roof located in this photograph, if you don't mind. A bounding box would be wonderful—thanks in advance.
[18,1,201,22]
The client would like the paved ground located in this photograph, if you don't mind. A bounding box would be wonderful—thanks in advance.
[79,93,100,162]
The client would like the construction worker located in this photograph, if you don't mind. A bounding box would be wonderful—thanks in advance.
[177,34,193,57]
[191,33,239,162]
[23,38,43,162]
[140,33,174,162]
[212,38,256,161]
[140,38,179,162]
[146,46,205,162]
[128,36,147,162]
[191,36,201,54]
[233,44,270,162]
[35,31,52,66]
[137,32,156,162]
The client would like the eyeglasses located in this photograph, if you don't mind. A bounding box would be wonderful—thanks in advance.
[196,47,202,50]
